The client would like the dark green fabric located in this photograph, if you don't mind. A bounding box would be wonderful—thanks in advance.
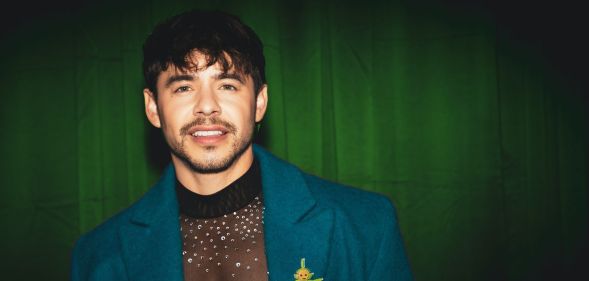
[0,0,586,280]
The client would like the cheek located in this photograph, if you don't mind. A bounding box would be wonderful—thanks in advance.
[159,105,192,133]
[225,102,256,125]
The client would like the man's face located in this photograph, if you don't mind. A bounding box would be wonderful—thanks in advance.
[143,53,267,174]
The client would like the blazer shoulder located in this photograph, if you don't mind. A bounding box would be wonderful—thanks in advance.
[74,169,172,248]
[300,172,411,279]
[299,172,412,280]
[301,172,399,223]
[72,205,132,261]
[71,207,133,280]
[79,208,130,241]
[72,181,158,262]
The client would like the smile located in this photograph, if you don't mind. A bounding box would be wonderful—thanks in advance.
[188,127,229,145]
[192,130,224,137]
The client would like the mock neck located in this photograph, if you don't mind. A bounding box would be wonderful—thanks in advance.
[175,159,262,219]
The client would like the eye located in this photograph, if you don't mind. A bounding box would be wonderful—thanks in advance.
[219,84,237,91]
[174,85,192,93]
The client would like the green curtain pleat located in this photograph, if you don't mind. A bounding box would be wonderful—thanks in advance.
[0,0,586,280]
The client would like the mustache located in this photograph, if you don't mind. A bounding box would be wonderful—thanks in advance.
[180,117,237,135]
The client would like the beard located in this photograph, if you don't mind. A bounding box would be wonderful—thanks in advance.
[166,116,254,174]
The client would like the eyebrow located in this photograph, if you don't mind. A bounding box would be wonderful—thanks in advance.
[215,72,245,84]
[165,74,194,87]
[164,72,245,88]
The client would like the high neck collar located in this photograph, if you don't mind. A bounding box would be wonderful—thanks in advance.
[175,159,262,219]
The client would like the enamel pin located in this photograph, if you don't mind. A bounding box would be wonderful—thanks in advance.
[294,258,324,281]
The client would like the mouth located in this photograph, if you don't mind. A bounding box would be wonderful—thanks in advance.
[187,126,229,145]
[191,130,225,137]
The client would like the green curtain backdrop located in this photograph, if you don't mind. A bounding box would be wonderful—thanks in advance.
[0,0,586,280]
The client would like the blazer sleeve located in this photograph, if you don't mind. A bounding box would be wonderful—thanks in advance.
[367,197,414,281]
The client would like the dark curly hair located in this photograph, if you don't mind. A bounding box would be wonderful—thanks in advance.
[142,10,266,96]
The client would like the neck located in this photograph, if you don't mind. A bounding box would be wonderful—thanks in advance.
[172,146,254,195]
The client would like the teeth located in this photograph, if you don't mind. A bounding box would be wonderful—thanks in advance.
[193,130,223,137]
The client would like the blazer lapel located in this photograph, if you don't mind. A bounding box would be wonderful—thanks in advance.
[119,165,184,281]
[255,145,334,281]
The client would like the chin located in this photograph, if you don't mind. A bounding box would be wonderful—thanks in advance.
[182,145,250,174]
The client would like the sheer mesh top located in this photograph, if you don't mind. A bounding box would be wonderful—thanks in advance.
[176,160,269,280]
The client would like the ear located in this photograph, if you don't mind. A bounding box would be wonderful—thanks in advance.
[255,84,268,122]
[143,88,161,128]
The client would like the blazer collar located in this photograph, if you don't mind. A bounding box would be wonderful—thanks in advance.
[254,144,316,224]
[119,144,333,281]
[119,164,183,281]
[254,145,334,281]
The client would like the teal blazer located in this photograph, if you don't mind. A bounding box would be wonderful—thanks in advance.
[71,145,413,280]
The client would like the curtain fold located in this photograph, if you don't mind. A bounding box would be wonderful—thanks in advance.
[0,0,586,280]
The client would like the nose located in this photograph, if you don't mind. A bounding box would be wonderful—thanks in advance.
[193,86,221,116]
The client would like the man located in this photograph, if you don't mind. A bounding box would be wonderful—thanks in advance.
[71,9,413,281]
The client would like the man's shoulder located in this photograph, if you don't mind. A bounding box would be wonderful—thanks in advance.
[81,207,132,239]
[71,208,131,279]
[297,171,412,280]
[254,145,398,223]
[71,203,141,280]
[300,171,398,223]
[73,202,135,256]
[73,179,165,257]
[76,164,177,242]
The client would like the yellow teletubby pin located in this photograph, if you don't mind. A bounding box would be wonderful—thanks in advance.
[294,258,323,281]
